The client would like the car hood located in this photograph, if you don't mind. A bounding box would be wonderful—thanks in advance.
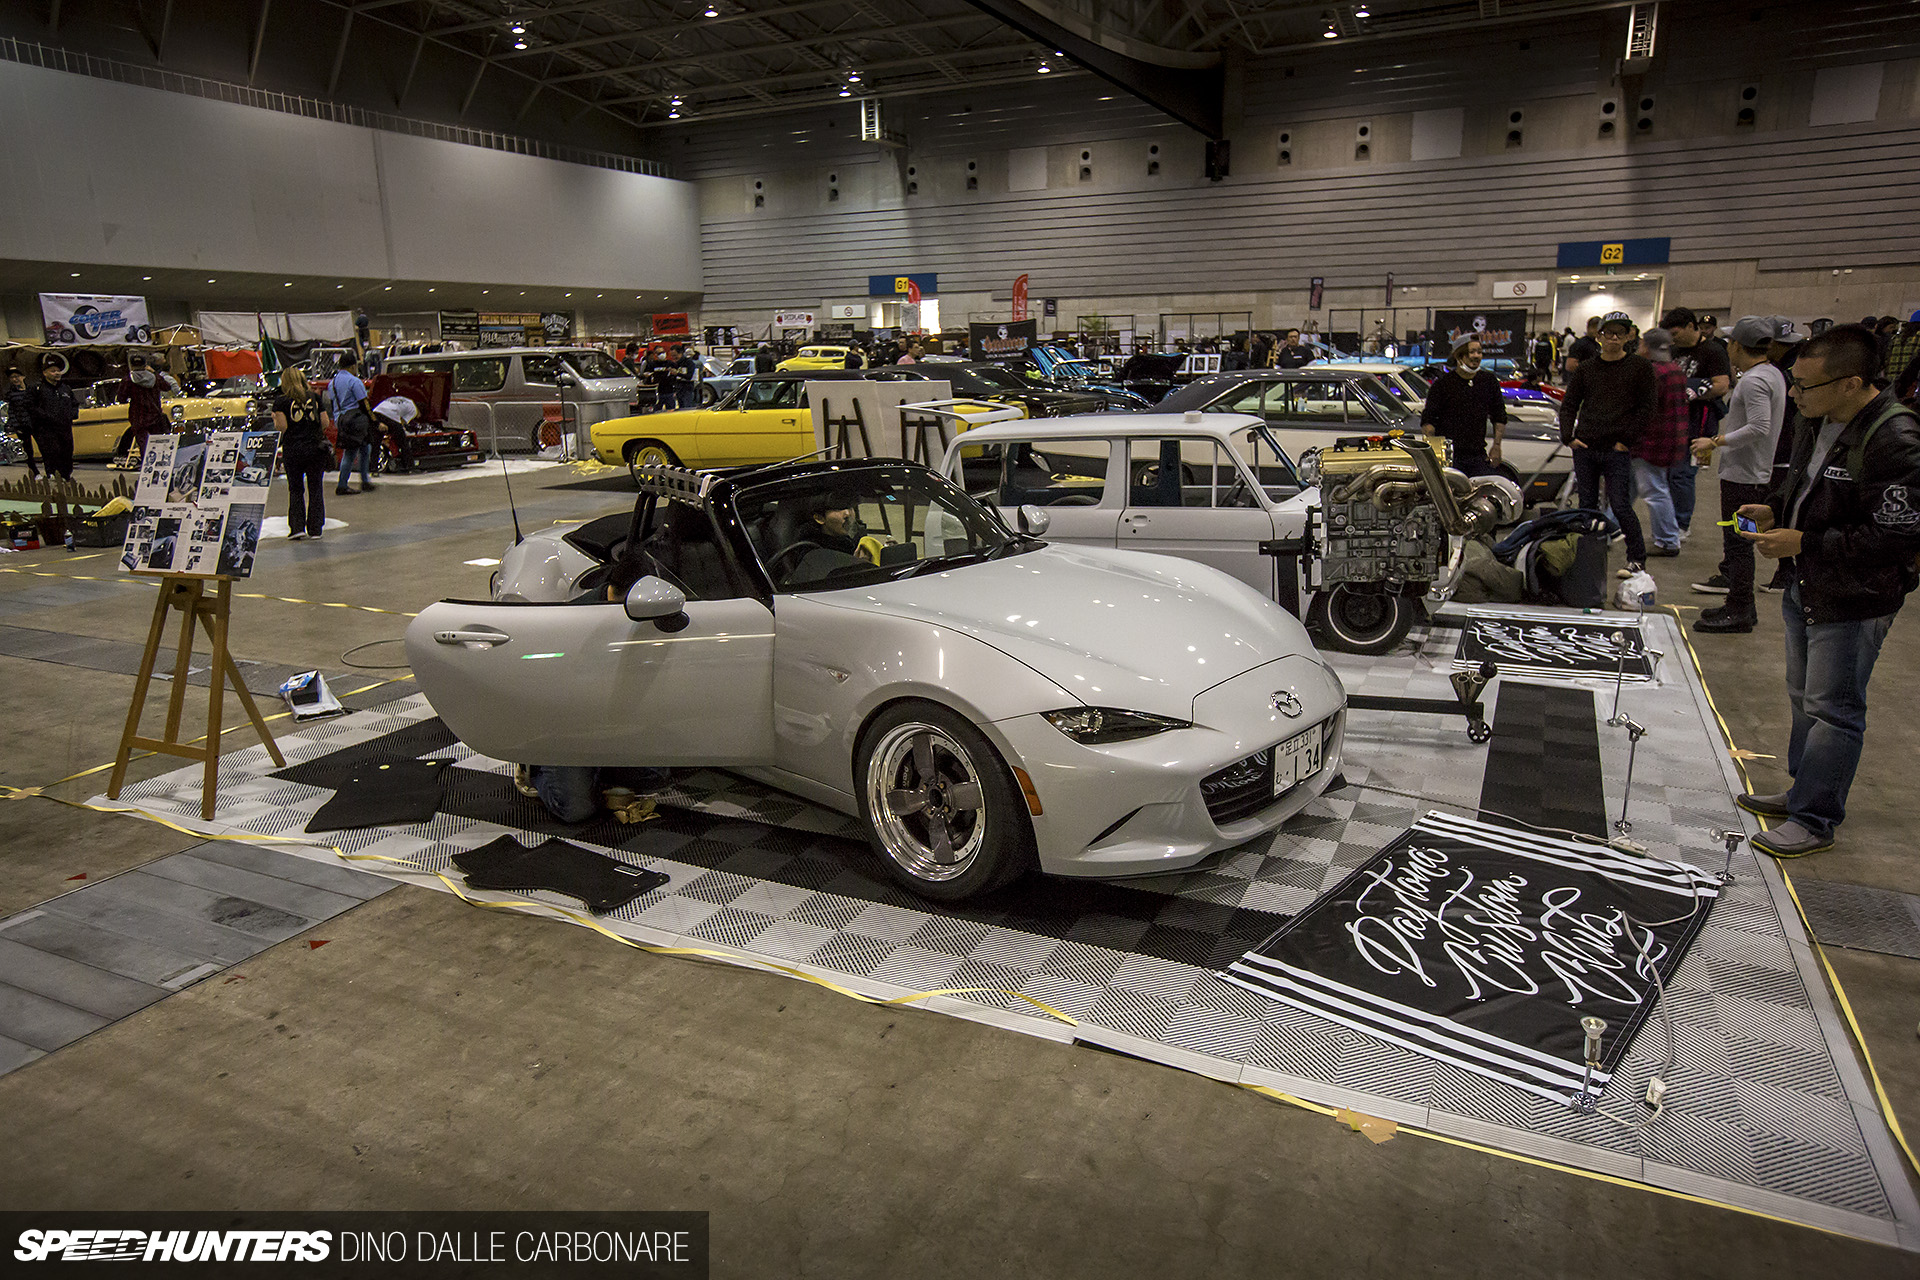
[807,544,1318,720]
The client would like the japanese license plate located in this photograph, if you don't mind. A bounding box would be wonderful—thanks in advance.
[1273,726,1323,795]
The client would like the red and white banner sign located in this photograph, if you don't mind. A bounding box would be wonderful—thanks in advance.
[905,280,922,306]
[1011,274,1029,323]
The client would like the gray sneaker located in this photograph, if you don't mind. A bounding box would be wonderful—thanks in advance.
[1751,821,1833,859]
[1736,790,1791,818]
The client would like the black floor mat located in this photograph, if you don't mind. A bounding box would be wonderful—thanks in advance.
[1476,682,1607,837]
[435,766,1289,969]
[453,836,670,913]
[305,759,455,832]
[272,717,460,789]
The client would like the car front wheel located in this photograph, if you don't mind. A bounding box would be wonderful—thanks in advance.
[856,701,1035,901]
[1308,585,1416,656]
[625,440,678,484]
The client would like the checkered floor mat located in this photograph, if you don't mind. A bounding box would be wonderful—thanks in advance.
[94,612,1918,1247]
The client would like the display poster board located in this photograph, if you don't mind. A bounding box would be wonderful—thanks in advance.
[41,293,153,346]
[806,380,952,460]
[439,310,481,342]
[541,312,575,344]
[479,312,543,347]
[968,320,1037,364]
[1431,308,1531,364]
[120,429,280,579]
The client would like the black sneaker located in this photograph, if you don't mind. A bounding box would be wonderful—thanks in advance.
[1691,573,1730,595]
[1694,606,1756,634]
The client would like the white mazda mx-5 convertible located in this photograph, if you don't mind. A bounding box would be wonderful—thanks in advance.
[405,459,1346,900]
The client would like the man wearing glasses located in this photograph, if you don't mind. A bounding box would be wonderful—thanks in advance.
[1734,324,1920,858]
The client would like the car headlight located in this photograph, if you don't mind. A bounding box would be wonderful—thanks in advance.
[1043,707,1191,744]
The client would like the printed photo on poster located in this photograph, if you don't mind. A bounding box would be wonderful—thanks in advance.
[236,432,280,492]
[167,437,208,504]
[179,510,227,575]
[134,437,177,507]
[218,504,265,578]
[145,515,184,571]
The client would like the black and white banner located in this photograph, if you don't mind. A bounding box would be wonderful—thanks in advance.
[1456,611,1655,682]
[1221,812,1718,1103]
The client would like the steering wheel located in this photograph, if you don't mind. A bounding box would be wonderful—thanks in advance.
[1219,476,1252,508]
[765,540,825,582]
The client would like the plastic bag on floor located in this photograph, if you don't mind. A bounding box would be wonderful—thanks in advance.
[1615,569,1657,612]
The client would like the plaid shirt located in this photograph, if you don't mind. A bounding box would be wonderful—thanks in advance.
[1635,360,1692,466]
[1887,327,1920,384]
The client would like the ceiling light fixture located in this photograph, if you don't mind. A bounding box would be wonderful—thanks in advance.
[1322,28,1338,39]
[704,4,719,16]
[1355,4,1370,16]
[848,71,861,83]
[383,285,392,291]
[69,271,79,277]
[142,275,152,281]
[838,87,852,97]
[1037,61,1050,74]
[510,22,525,35]
[207,278,217,283]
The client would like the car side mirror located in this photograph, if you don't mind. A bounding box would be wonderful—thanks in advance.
[624,575,690,631]
[1016,504,1051,536]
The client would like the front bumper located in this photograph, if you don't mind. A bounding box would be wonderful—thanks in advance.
[992,655,1347,878]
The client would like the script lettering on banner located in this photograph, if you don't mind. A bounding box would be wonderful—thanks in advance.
[1430,308,1531,367]
[1221,811,1718,1102]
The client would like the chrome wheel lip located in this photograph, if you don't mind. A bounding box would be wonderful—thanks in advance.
[866,721,986,883]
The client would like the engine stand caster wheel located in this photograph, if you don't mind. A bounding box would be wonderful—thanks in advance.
[1467,720,1492,744]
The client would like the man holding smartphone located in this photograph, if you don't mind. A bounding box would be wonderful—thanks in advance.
[1735,324,1920,858]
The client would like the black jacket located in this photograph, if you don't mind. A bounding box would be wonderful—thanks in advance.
[3,385,32,436]
[1558,354,1654,451]
[1768,390,1920,623]
[26,381,78,432]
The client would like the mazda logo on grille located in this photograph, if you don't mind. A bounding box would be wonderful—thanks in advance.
[1270,690,1302,717]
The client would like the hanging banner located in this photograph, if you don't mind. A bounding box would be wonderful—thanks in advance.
[906,280,923,306]
[1221,811,1718,1104]
[1309,277,1325,311]
[439,310,481,342]
[1011,274,1029,323]
[1430,308,1531,365]
[1385,273,1395,307]
[649,313,690,338]
[774,311,816,329]
[42,293,152,346]
[969,320,1038,364]
[479,312,541,348]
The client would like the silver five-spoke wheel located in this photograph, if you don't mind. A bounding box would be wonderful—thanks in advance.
[866,721,986,882]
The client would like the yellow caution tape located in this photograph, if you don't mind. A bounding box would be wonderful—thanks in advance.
[0,566,418,618]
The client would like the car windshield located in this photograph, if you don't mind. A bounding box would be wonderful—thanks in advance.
[1348,374,1405,420]
[941,364,1030,394]
[734,464,1026,593]
[566,351,629,380]
[1397,368,1431,395]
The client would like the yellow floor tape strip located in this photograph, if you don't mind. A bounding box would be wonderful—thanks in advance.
[1665,604,1920,1180]
[0,566,419,619]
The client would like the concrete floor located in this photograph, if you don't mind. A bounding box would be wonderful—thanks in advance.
[1,462,1916,1278]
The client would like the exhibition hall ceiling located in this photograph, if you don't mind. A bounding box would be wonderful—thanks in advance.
[4,0,1646,138]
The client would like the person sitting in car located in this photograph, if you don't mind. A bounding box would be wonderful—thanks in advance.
[803,490,862,556]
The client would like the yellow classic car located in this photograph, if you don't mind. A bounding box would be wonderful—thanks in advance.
[72,380,270,460]
[591,372,1016,480]
[775,346,860,371]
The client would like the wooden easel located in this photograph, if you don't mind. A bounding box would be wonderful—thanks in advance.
[106,574,285,820]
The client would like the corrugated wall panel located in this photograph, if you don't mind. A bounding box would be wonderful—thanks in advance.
[698,121,1920,307]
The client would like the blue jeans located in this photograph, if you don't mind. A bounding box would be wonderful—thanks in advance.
[1572,445,1646,563]
[1780,582,1897,837]
[530,765,671,823]
[337,443,371,490]
[1670,458,1699,531]
[1630,457,1683,550]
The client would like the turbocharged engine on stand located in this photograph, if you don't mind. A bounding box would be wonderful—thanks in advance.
[1305,435,1523,601]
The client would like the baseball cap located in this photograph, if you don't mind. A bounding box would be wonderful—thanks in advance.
[1599,311,1634,333]
[1450,332,1479,356]
[1728,316,1774,348]
[1767,316,1806,345]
